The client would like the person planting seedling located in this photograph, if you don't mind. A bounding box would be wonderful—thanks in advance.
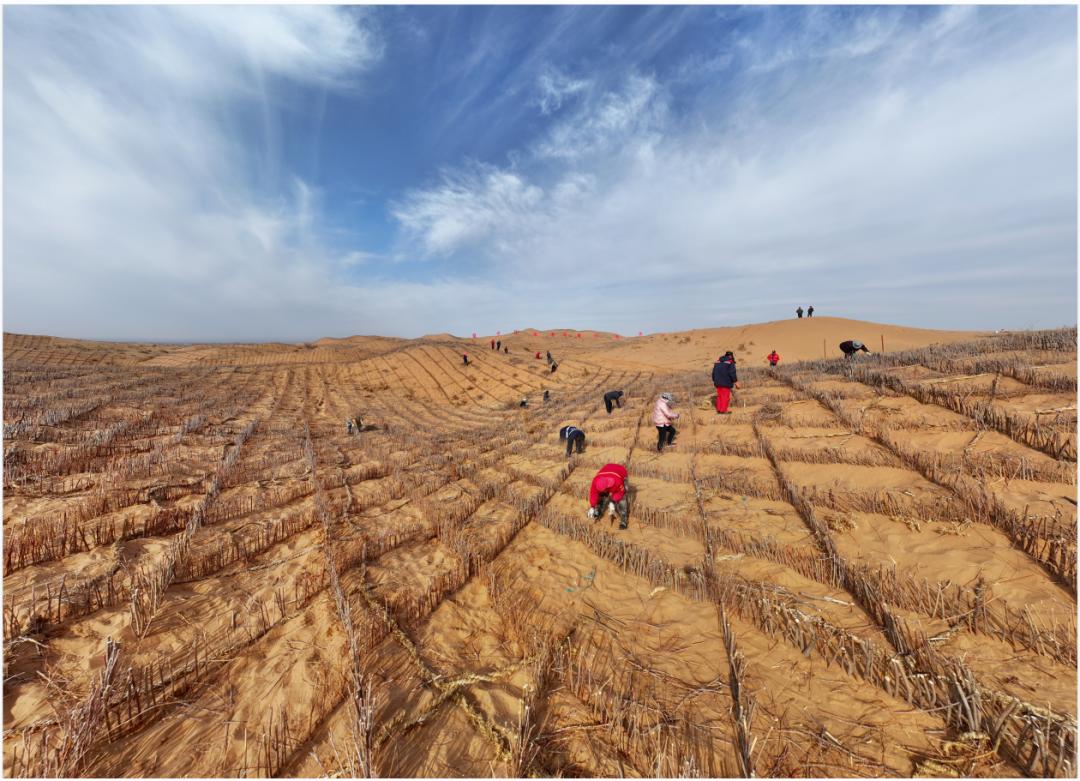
[603,389,624,413]
[839,340,870,358]
[559,424,586,457]
[587,463,630,530]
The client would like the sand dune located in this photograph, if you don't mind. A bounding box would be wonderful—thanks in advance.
[3,323,1075,778]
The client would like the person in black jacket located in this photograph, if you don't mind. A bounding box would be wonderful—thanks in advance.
[559,424,586,457]
[711,351,741,414]
[839,340,869,359]
[807,305,815,317]
[603,390,624,414]
[796,306,804,319]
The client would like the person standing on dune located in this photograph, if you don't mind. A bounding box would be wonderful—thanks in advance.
[765,350,780,367]
[712,351,740,413]
[588,463,630,530]
[796,306,804,319]
[652,392,679,451]
[462,353,469,366]
[491,338,496,350]
[807,305,814,317]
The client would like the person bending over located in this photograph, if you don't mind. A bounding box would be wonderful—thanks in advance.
[559,424,586,457]
[587,463,630,530]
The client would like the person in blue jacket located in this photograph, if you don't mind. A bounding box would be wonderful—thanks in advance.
[711,351,741,414]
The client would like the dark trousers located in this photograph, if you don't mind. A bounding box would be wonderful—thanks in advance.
[596,493,630,528]
[656,425,676,451]
[604,397,614,413]
[565,431,585,457]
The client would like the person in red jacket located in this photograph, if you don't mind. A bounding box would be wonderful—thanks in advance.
[587,463,629,530]
[765,350,780,367]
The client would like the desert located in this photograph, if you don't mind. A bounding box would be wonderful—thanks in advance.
[2,317,1076,777]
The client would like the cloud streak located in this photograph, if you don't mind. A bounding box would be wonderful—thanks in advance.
[4,6,382,341]
[392,6,1076,333]
[4,6,1076,340]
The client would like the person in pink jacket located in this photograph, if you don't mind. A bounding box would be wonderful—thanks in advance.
[651,392,679,452]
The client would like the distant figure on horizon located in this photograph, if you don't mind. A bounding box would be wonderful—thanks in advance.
[796,306,804,319]
[559,424,586,457]
[839,340,870,359]
[652,392,679,452]
[603,390,624,414]
[807,305,814,317]
[462,353,469,366]
[491,339,496,350]
[587,463,630,530]
[766,350,780,367]
[496,340,501,351]
[712,351,740,414]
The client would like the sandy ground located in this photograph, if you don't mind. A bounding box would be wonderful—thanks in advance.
[2,320,1075,778]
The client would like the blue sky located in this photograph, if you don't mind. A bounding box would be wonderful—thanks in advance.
[4,5,1076,341]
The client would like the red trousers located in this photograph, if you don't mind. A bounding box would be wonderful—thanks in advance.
[715,386,731,413]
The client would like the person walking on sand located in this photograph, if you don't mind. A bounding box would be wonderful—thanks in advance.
[807,305,814,317]
[503,346,509,354]
[603,389,624,414]
[535,351,542,359]
[543,389,550,403]
[765,350,780,367]
[497,339,501,351]
[712,351,741,414]
[587,463,630,530]
[346,418,354,435]
[546,350,553,364]
[652,392,679,452]
[550,361,558,374]
[490,338,496,350]
[839,340,870,359]
[559,424,586,457]
[462,353,469,366]
[796,306,804,319]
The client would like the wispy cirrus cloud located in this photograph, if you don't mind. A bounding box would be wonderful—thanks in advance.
[4,6,382,341]
[391,5,1076,333]
[4,6,1075,341]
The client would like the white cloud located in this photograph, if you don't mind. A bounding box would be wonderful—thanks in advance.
[535,74,666,160]
[392,166,544,256]
[4,6,382,341]
[392,7,1076,333]
[535,68,590,114]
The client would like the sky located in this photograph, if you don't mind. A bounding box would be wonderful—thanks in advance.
[3,4,1077,342]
